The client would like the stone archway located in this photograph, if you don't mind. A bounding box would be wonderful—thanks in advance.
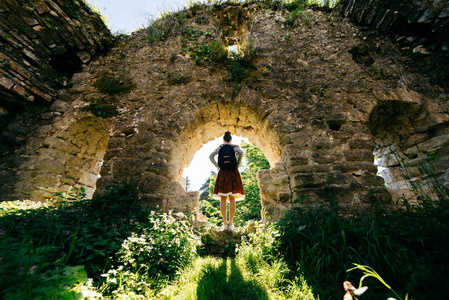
[369,87,449,202]
[8,115,109,201]
[170,101,290,221]
[96,98,292,219]
[171,102,282,184]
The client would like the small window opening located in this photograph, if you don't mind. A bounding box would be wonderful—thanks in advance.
[328,121,343,131]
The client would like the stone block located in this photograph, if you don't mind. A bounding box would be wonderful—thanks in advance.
[344,149,374,162]
[405,134,449,156]
[103,148,124,160]
[326,171,354,185]
[43,137,80,154]
[108,137,126,148]
[139,194,165,211]
[50,100,70,113]
[292,173,326,189]
[66,168,82,181]
[26,171,60,186]
[334,162,378,174]
[290,164,331,174]
[138,173,170,194]
[312,150,339,164]
[341,124,370,134]
[34,159,66,173]
[359,174,385,187]
[285,156,309,169]
[329,131,353,141]
[146,160,172,178]
[94,176,115,193]
[349,140,375,150]
[60,176,76,186]
[66,154,84,169]
[112,159,146,180]
[79,172,99,187]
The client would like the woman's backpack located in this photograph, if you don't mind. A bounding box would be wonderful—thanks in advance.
[218,144,237,170]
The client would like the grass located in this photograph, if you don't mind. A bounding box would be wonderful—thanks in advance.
[163,224,315,299]
[1,155,448,299]
[276,180,449,300]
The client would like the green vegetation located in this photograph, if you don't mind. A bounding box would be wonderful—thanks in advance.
[0,186,200,299]
[1,158,449,299]
[276,176,449,300]
[62,0,81,20]
[93,73,135,95]
[82,102,118,118]
[199,142,269,226]
[162,225,315,299]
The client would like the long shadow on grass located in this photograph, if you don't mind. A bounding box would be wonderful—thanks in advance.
[196,258,268,300]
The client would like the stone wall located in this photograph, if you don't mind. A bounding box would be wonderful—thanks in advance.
[0,0,113,105]
[0,2,448,222]
[339,0,449,84]
[339,0,449,204]
[0,0,112,201]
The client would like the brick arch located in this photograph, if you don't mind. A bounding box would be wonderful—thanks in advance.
[171,101,282,184]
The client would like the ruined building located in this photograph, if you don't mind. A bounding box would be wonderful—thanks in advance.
[1,0,448,221]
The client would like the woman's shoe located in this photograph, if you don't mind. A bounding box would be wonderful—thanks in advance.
[227,224,234,231]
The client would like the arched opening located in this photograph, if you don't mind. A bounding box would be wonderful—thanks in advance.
[369,95,449,203]
[33,116,109,200]
[169,102,289,221]
[171,102,282,184]
[182,135,270,226]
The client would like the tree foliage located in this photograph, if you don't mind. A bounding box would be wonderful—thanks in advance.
[199,142,270,227]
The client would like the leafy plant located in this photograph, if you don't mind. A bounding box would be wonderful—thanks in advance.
[82,102,118,118]
[167,71,190,85]
[100,211,201,296]
[348,264,411,300]
[93,73,135,95]
[276,184,449,300]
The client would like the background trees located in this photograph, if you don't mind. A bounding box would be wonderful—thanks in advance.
[199,142,270,227]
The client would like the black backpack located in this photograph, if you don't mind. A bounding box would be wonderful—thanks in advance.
[218,144,237,170]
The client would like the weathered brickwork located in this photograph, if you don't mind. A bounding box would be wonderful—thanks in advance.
[0,1,448,222]
[0,0,113,104]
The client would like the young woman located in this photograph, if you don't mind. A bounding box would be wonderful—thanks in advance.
[209,132,245,231]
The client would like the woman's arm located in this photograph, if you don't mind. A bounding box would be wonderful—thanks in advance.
[209,146,220,168]
[233,145,244,167]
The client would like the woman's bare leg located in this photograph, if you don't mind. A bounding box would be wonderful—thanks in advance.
[220,195,228,225]
[228,196,236,225]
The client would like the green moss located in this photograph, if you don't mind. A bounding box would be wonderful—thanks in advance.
[93,74,135,95]
[61,0,81,19]
[167,72,189,85]
[82,102,118,118]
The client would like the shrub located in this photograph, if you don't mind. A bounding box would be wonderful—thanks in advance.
[82,102,118,118]
[100,211,201,296]
[276,191,449,300]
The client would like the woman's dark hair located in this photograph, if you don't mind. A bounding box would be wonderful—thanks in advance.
[223,131,232,142]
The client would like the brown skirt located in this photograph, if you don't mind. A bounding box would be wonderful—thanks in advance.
[213,168,245,201]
